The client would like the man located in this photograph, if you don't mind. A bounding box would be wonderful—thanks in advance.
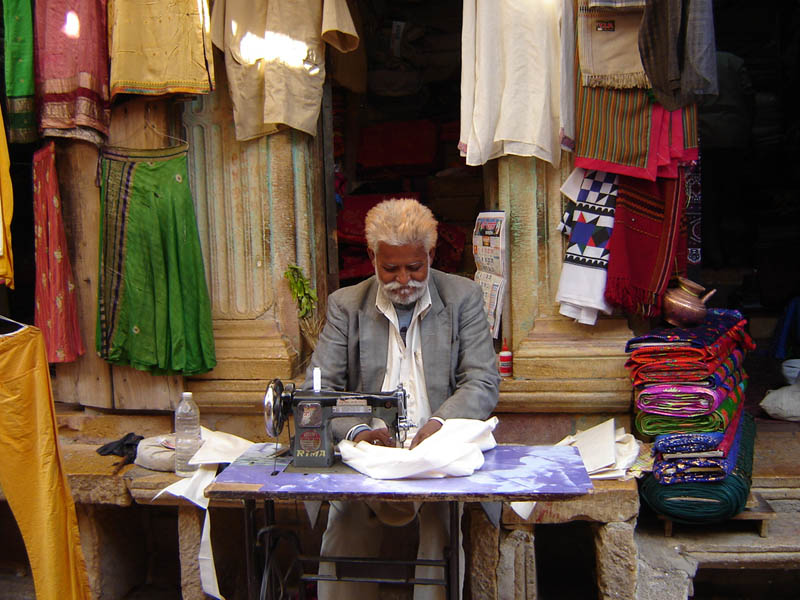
[302,198,500,599]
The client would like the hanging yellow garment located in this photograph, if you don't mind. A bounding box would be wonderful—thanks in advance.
[0,107,15,288]
[0,325,90,599]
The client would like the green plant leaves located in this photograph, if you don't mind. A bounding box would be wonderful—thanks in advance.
[284,264,317,319]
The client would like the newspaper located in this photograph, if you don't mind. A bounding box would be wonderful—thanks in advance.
[473,211,508,338]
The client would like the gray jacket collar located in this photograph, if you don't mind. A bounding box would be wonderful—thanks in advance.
[358,272,450,396]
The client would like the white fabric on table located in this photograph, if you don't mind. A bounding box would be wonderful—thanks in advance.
[339,417,498,479]
[320,418,496,599]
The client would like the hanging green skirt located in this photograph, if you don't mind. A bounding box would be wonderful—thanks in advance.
[97,144,216,375]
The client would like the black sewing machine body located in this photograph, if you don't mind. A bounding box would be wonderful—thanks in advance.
[263,378,410,468]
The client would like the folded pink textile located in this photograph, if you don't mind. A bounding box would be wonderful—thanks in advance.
[635,370,746,417]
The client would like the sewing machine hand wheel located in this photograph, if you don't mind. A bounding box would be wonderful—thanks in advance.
[263,379,293,439]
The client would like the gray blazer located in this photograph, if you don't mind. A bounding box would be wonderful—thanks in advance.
[303,269,501,441]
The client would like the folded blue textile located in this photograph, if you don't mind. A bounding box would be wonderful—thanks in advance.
[626,308,745,352]
[653,431,724,454]
[652,412,744,484]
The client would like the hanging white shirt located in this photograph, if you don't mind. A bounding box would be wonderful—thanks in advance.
[375,283,433,447]
[459,0,575,167]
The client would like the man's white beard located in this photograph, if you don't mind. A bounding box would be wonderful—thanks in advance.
[381,272,429,306]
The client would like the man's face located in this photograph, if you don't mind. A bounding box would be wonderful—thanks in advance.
[368,241,435,305]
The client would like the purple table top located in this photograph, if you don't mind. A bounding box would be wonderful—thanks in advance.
[206,443,593,502]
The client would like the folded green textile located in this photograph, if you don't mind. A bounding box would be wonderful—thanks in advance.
[639,413,755,524]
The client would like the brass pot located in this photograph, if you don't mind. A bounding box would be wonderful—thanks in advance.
[662,277,716,328]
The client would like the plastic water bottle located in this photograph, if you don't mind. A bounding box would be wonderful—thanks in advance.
[175,392,202,477]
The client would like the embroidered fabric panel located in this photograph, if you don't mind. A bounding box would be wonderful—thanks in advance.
[563,170,618,271]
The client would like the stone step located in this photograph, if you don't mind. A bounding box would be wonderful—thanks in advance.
[641,512,800,568]
[0,573,35,600]
[55,403,273,445]
[56,405,173,444]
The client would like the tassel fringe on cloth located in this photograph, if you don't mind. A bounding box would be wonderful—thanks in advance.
[577,0,650,89]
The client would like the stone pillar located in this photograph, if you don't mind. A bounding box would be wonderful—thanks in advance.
[594,519,638,600]
[178,505,206,600]
[76,504,147,600]
[497,155,632,416]
[182,67,328,410]
[498,528,537,600]
[464,504,500,599]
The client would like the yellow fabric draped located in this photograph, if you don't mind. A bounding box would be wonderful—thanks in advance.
[0,108,14,288]
[0,326,90,599]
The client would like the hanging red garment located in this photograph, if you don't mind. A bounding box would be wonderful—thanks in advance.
[604,170,688,318]
[33,142,84,363]
[34,0,110,144]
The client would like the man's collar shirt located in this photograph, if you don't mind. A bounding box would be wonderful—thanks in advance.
[375,283,432,446]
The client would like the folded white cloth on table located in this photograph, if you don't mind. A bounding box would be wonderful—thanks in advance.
[338,417,499,479]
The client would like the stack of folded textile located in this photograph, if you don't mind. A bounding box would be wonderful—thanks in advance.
[639,412,756,523]
[626,309,759,523]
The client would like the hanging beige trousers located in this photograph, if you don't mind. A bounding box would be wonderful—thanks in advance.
[0,325,90,599]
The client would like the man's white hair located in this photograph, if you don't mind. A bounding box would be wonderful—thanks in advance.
[364,198,438,253]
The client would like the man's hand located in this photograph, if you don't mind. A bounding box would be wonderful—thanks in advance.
[353,427,394,447]
[409,419,443,449]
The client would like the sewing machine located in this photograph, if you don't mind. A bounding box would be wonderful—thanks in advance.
[263,376,411,468]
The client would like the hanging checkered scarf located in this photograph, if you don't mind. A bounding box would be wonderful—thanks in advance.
[556,168,618,325]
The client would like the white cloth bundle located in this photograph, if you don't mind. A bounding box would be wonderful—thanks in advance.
[760,383,800,422]
[339,417,499,479]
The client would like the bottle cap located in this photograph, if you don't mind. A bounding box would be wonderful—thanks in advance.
[502,338,510,352]
[181,391,193,400]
